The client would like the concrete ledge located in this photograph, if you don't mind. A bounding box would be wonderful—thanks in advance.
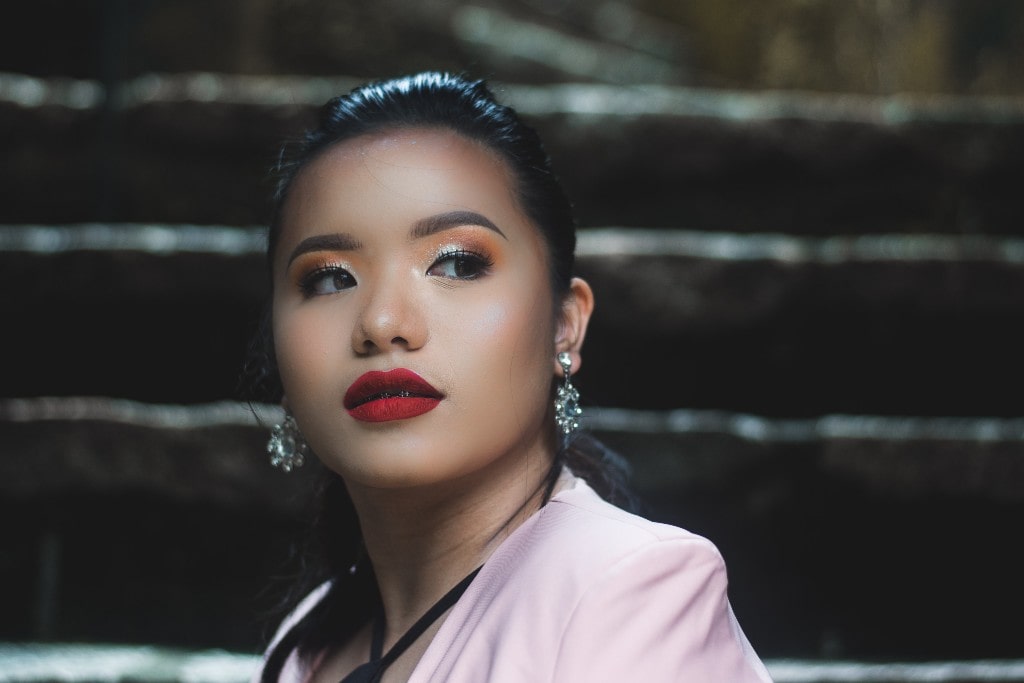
[766,658,1024,682]
[0,398,307,515]
[2,644,1023,683]
[5,71,1024,124]
[0,643,257,683]
[4,73,1024,232]
[3,398,1023,505]
[8,223,1024,261]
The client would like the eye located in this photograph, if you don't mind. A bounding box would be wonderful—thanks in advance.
[427,249,494,280]
[299,266,356,296]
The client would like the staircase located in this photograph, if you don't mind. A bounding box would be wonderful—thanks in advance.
[2,3,1024,681]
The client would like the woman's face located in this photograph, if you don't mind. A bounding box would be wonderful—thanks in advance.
[272,127,563,489]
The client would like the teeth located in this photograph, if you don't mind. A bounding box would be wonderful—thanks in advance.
[363,390,415,404]
[381,391,413,399]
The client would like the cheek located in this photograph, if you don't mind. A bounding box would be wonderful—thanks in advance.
[271,311,304,395]
[272,305,336,398]
[470,289,555,396]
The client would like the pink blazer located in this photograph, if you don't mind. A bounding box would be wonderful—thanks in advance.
[255,477,773,682]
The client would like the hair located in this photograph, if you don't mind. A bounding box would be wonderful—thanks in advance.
[241,72,637,682]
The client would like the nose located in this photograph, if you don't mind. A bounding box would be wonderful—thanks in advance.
[351,272,427,355]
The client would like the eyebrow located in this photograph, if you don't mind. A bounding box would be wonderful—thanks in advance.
[288,233,362,266]
[286,210,506,266]
[411,210,506,240]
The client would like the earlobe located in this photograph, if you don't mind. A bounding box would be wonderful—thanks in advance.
[554,277,595,376]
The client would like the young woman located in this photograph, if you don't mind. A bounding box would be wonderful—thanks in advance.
[246,72,772,682]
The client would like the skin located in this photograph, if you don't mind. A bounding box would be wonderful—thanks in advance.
[271,127,593,682]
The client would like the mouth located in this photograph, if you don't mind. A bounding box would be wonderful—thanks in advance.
[344,369,444,422]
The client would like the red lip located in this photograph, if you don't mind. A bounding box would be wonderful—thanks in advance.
[344,369,443,422]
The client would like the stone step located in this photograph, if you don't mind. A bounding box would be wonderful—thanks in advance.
[2,397,1023,658]
[4,72,1024,232]
[5,0,1024,101]
[0,1,685,86]
[5,397,1021,507]
[2,643,1023,683]
[3,224,1024,416]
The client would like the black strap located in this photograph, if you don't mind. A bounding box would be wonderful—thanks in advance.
[339,565,483,683]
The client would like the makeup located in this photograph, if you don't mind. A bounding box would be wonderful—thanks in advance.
[271,128,570,486]
[344,369,444,422]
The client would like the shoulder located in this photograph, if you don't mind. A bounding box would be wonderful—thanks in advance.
[415,479,772,682]
[541,480,771,681]
[461,477,729,605]
[488,479,771,680]
[528,478,725,583]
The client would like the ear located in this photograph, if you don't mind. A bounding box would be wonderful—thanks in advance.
[553,277,595,377]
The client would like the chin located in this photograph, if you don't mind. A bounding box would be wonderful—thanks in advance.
[320,452,467,491]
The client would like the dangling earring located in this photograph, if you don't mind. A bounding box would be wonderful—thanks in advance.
[267,412,308,472]
[348,541,365,576]
[554,351,582,443]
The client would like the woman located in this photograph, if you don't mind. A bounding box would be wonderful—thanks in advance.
[246,72,772,682]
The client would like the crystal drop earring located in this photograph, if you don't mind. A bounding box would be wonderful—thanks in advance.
[554,351,582,444]
[267,412,308,472]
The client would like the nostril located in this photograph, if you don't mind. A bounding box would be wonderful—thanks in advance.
[356,336,409,355]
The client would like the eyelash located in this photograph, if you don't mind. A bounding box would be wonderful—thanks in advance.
[295,247,494,298]
[298,265,355,297]
[428,248,494,280]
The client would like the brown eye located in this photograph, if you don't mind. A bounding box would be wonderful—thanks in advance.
[427,250,493,280]
[300,267,356,296]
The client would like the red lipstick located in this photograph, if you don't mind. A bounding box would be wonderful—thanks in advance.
[343,369,443,422]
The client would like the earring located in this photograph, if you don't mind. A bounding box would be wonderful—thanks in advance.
[554,351,582,442]
[348,541,365,576]
[267,412,308,472]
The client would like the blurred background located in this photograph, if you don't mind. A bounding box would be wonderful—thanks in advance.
[2,0,1024,681]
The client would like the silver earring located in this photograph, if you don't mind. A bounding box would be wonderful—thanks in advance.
[554,351,582,442]
[267,412,308,472]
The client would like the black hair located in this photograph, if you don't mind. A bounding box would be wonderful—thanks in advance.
[242,72,636,682]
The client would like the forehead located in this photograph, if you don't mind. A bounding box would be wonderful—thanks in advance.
[283,127,519,219]
[272,126,549,276]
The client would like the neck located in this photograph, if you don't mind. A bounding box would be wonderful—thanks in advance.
[345,441,561,648]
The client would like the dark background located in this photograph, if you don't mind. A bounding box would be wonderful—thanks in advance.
[2,0,1023,669]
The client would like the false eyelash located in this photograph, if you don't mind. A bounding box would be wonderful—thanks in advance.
[298,264,353,296]
[432,248,495,279]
